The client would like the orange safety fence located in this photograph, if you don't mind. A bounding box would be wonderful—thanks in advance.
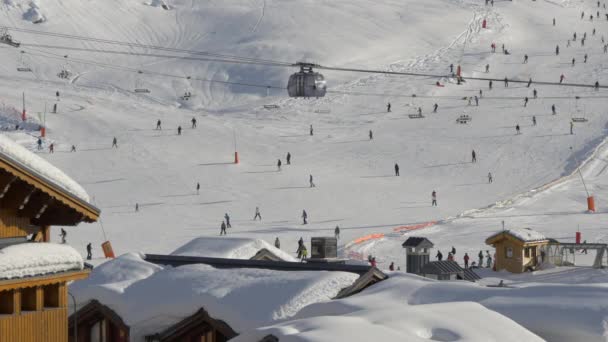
[352,233,385,245]
[393,221,437,232]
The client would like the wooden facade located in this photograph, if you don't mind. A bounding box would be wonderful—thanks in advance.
[0,143,100,342]
[68,300,130,342]
[486,232,549,273]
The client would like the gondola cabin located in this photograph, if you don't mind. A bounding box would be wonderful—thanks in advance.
[0,135,100,342]
[287,63,326,98]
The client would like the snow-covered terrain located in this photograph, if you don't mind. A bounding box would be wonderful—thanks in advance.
[0,242,83,279]
[1,0,608,339]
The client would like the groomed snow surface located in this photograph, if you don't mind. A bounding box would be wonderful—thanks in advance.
[0,243,84,280]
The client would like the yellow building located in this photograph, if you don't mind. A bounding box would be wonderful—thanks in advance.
[486,228,549,273]
[0,135,100,342]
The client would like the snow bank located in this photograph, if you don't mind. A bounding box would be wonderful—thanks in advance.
[70,253,358,340]
[0,243,84,279]
[171,237,297,261]
[0,134,90,202]
[23,2,45,23]
[235,274,544,342]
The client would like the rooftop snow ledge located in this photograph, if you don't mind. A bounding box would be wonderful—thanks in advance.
[0,243,84,280]
[0,134,91,203]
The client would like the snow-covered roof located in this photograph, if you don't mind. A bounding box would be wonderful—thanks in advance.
[487,228,548,243]
[171,237,297,262]
[233,273,545,342]
[70,253,358,341]
[0,243,84,280]
[0,134,90,203]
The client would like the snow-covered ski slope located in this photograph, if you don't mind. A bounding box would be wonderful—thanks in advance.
[0,0,607,269]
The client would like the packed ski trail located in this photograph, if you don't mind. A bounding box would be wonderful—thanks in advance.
[0,0,606,272]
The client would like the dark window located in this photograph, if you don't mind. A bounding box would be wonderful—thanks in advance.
[0,290,14,314]
[43,284,60,308]
[21,287,37,311]
[524,248,530,258]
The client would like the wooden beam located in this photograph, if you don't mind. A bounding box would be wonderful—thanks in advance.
[0,176,17,199]
[0,270,90,292]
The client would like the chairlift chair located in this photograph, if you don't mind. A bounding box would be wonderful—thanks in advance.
[16,51,32,72]
[287,63,327,98]
[134,71,151,93]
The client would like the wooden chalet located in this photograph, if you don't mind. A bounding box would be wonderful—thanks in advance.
[0,137,100,342]
[486,228,549,273]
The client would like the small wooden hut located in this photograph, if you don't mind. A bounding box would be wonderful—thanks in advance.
[486,228,549,273]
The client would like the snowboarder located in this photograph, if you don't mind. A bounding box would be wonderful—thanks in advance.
[570,121,574,135]
[49,143,54,154]
[432,190,437,207]
[486,251,492,268]
[224,213,231,228]
[394,163,400,176]
[387,102,391,112]
[389,262,395,271]
[532,116,536,126]
[472,150,477,163]
[524,97,529,107]
[60,228,67,244]
[488,172,493,183]
[560,74,565,84]
[555,45,560,55]
[436,250,443,261]
[451,246,456,255]
[523,54,528,63]
[277,159,282,171]
[177,126,182,135]
[302,210,308,225]
[335,225,340,239]
[464,253,470,269]
[309,174,315,188]
[309,125,314,136]
[71,145,76,152]
[196,182,200,195]
[275,237,280,249]
[478,250,483,265]
[286,152,291,165]
[191,117,197,128]
[369,130,373,140]
[112,137,118,148]
[552,104,556,115]
[533,89,537,98]
[156,120,162,130]
[516,124,521,134]
[86,243,92,260]
[220,221,227,235]
[254,206,261,220]
[433,103,438,113]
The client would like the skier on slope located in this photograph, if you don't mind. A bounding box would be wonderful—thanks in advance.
[387,103,391,112]
[60,229,67,244]
[309,174,315,188]
[489,80,493,89]
[527,78,532,88]
[196,182,200,195]
[286,152,291,165]
[86,243,92,260]
[584,54,588,63]
[504,77,509,87]
[302,210,308,225]
[488,172,493,183]
[464,253,470,268]
[310,125,314,136]
[516,124,521,134]
[277,159,282,171]
[436,250,443,261]
[275,237,280,249]
[523,54,528,63]
[37,138,42,150]
[533,89,538,98]
[220,221,227,235]
[177,126,182,135]
[191,117,197,128]
[224,213,231,228]
[432,191,437,207]
[394,163,400,176]
[156,119,162,130]
[474,96,479,106]
[49,143,54,154]
[433,103,438,113]
[335,225,340,239]
[112,137,118,148]
[254,207,262,220]
[369,130,373,140]
[560,74,565,84]
[451,246,456,255]
[524,97,529,107]
[552,104,556,115]
[472,150,477,163]
[555,45,560,55]
[532,116,537,126]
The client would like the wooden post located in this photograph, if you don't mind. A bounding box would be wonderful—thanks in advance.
[13,289,20,315]
[35,286,43,311]
[42,225,51,242]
